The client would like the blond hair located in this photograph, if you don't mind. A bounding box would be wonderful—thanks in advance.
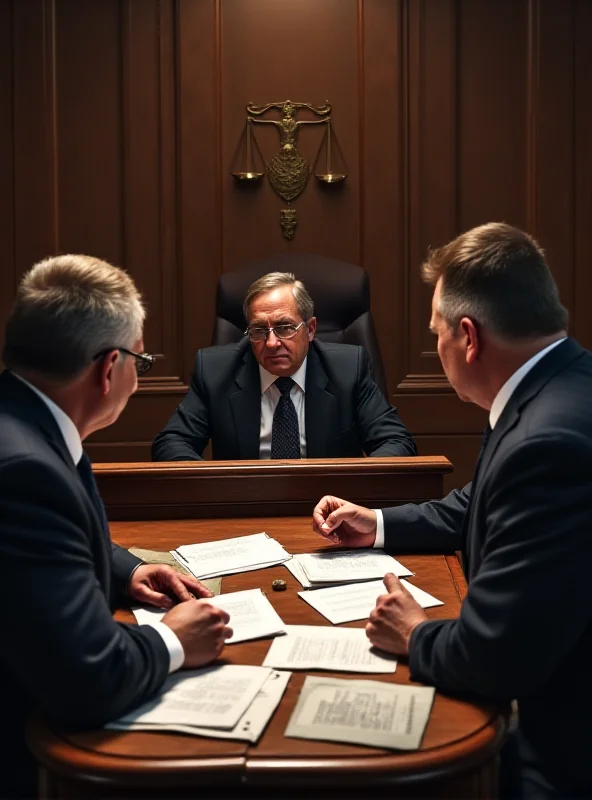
[3,254,145,380]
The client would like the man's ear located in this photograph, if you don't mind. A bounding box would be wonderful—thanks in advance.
[307,316,317,341]
[460,317,480,364]
[96,350,119,397]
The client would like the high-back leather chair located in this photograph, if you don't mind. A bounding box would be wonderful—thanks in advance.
[212,253,388,396]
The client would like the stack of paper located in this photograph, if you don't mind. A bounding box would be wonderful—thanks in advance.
[133,588,286,644]
[298,579,443,624]
[262,625,397,673]
[172,532,291,579]
[285,676,435,751]
[107,664,291,743]
[286,550,413,589]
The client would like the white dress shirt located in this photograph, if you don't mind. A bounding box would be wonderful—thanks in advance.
[373,338,567,548]
[259,357,308,458]
[13,373,185,673]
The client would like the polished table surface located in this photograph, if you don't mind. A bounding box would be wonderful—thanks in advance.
[28,517,507,798]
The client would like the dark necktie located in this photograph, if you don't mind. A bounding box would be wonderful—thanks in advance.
[271,377,301,459]
[77,451,109,536]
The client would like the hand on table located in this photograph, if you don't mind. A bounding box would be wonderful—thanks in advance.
[162,600,233,668]
[128,564,213,609]
[365,573,428,656]
[312,495,378,548]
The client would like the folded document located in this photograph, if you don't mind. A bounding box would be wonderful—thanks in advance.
[285,675,435,750]
[287,550,413,588]
[172,532,291,579]
[108,668,291,743]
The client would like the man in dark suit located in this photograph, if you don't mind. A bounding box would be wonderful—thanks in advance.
[0,255,232,798]
[312,223,592,799]
[152,272,416,460]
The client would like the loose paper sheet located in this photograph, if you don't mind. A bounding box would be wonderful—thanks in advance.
[113,664,271,730]
[107,670,291,743]
[285,676,435,750]
[298,578,443,624]
[262,625,397,673]
[295,550,413,585]
[133,588,286,644]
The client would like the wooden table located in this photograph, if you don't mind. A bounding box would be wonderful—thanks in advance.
[28,517,507,799]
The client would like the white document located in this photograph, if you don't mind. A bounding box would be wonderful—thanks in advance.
[296,550,413,585]
[262,625,397,673]
[133,588,286,644]
[285,676,435,750]
[172,532,291,579]
[298,578,443,624]
[113,664,271,730]
[107,670,291,743]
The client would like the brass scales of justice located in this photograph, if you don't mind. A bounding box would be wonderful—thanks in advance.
[232,100,347,240]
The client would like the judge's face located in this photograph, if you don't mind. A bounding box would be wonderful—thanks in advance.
[247,286,316,377]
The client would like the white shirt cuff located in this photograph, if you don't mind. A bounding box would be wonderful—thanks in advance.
[373,509,385,549]
[149,621,185,673]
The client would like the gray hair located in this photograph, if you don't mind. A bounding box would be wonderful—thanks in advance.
[421,222,568,339]
[243,272,314,322]
[3,254,145,381]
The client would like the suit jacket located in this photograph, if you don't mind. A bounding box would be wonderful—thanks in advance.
[152,340,416,460]
[0,371,170,798]
[381,338,592,797]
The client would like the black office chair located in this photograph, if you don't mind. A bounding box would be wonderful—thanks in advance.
[211,253,388,396]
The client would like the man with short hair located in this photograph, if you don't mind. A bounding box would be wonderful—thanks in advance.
[152,272,416,461]
[313,223,592,798]
[0,255,232,798]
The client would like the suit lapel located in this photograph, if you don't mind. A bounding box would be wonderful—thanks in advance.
[304,345,336,458]
[229,350,261,459]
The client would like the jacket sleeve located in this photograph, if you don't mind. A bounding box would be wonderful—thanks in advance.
[0,456,170,728]
[382,484,471,552]
[355,348,417,457]
[408,433,592,699]
[152,351,209,461]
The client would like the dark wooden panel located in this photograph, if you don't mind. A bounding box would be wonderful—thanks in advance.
[221,0,360,269]
[573,0,592,350]
[177,0,220,378]
[0,1,15,337]
[12,0,58,273]
[362,0,404,398]
[94,456,452,519]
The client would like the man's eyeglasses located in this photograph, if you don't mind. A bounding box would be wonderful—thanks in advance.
[93,347,155,376]
[244,322,305,342]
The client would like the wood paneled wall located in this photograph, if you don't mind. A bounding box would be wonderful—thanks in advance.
[1,0,590,491]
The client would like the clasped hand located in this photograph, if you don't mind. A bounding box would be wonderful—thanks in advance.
[129,564,233,667]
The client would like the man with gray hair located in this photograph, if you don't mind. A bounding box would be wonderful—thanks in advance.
[152,271,416,461]
[0,255,232,798]
[312,223,592,798]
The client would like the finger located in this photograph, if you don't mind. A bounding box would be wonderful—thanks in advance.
[216,608,231,625]
[138,587,174,609]
[180,576,213,598]
[222,626,233,640]
[365,621,377,642]
[383,572,400,593]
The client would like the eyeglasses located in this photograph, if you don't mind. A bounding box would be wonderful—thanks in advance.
[244,322,305,342]
[93,347,155,376]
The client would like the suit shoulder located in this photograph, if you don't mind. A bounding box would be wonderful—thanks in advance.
[312,341,363,360]
[195,341,248,364]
